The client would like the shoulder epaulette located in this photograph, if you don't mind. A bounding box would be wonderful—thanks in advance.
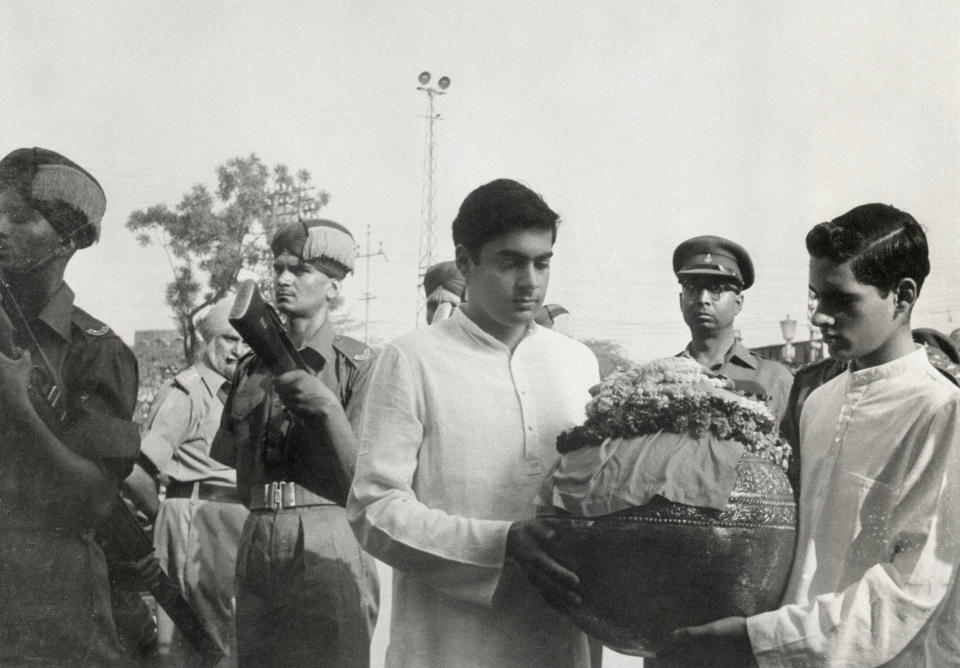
[171,366,202,393]
[333,334,373,364]
[72,307,118,340]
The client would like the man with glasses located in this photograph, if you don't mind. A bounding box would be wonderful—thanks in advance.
[673,235,793,427]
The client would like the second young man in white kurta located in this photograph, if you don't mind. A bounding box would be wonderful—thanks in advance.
[348,179,600,668]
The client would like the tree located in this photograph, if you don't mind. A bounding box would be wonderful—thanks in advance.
[127,154,330,361]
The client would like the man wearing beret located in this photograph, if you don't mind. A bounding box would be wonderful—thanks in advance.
[673,235,793,426]
[124,296,249,666]
[0,147,140,664]
[211,219,378,668]
[423,260,465,324]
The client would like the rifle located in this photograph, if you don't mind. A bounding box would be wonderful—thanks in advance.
[228,280,352,502]
[0,271,225,665]
[229,279,309,376]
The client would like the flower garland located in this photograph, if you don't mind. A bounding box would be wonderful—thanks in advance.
[557,357,791,470]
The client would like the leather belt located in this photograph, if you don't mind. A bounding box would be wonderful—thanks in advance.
[249,482,336,511]
[165,481,242,504]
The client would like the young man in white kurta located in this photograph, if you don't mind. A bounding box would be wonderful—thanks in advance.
[746,347,960,665]
[348,179,600,668]
[663,204,960,666]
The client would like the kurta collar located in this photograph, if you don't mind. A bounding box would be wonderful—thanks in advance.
[451,306,536,354]
[34,282,75,342]
[848,345,927,387]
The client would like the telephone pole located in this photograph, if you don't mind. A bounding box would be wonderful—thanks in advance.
[357,224,388,344]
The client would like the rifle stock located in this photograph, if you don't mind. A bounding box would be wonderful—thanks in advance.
[230,280,309,376]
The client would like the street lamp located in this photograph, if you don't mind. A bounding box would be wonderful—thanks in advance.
[780,314,797,364]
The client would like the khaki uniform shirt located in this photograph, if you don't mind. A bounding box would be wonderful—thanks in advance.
[141,361,234,486]
[680,340,793,427]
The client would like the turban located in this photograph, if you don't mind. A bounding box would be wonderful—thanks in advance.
[271,218,356,280]
[0,147,105,249]
[423,261,465,298]
[196,296,237,343]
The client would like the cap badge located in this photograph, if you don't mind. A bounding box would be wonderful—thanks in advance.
[703,253,713,264]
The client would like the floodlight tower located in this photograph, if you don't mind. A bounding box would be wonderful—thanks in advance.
[416,70,451,326]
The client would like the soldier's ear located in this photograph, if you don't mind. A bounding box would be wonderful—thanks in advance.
[325,277,342,302]
[55,234,77,258]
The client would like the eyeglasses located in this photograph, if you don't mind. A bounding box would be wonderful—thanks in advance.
[680,281,740,301]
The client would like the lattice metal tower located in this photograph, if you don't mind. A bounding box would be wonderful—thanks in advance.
[416,71,451,326]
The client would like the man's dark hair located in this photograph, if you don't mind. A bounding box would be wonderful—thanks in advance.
[805,203,929,293]
[451,179,559,255]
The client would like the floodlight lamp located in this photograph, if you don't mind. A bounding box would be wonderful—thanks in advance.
[438,76,450,90]
[418,71,431,85]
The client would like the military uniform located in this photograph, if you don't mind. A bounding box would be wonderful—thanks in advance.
[141,361,248,666]
[678,340,794,425]
[0,282,139,665]
[672,235,794,428]
[211,321,378,668]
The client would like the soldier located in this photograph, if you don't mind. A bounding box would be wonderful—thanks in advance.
[0,147,140,664]
[423,260,465,324]
[124,296,249,666]
[211,219,378,668]
[673,235,793,426]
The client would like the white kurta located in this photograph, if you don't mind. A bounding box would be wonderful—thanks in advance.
[746,347,960,666]
[347,308,599,668]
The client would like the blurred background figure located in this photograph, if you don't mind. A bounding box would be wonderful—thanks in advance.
[535,303,575,337]
[124,296,249,667]
[423,260,465,324]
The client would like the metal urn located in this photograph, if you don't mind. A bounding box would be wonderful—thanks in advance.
[539,453,797,657]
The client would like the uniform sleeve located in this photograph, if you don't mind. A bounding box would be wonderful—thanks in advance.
[346,344,512,608]
[61,336,140,477]
[344,349,379,434]
[139,383,194,475]
[747,402,960,666]
[761,359,795,427]
[210,379,241,468]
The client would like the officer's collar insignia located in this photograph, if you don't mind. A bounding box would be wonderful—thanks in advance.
[86,325,110,336]
[353,349,372,362]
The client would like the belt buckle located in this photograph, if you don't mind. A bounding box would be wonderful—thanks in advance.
[265,481,296,510]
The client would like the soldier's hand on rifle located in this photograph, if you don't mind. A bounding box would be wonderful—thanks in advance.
[274,370,342,420]
[108,553,164,592]
[0,347,33,412]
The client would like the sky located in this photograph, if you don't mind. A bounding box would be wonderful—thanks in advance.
[2,1,958,363]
